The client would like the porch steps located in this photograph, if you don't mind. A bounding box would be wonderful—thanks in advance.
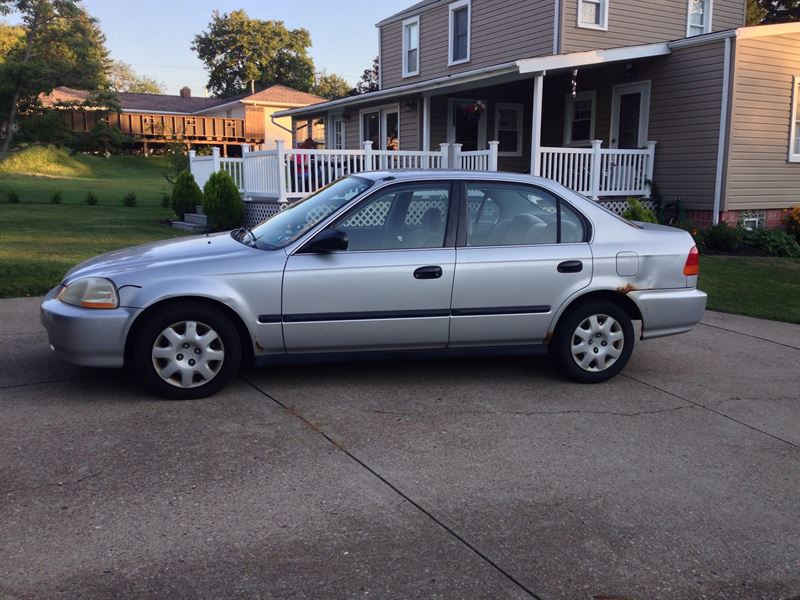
[172,210,209,233]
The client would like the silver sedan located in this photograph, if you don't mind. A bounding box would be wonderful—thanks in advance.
[41,171,706,399]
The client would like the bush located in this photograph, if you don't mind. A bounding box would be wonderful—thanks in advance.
[51,191,62,204]
[122,192,137,207]
[702,222,742,252]
[86,191,99,205]
[742,228,800,258]
[7,190,20,204]
[161,192,171,208]
[785,205,800,244]
[171,170,203,220]
[202,170,243,231]
[622,197,658,223]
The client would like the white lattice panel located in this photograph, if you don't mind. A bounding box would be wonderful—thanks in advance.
[599,199,656,215]
[242,201,284,227]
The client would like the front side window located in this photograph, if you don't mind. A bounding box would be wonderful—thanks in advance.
[466,183,587,247]
[402,16,420,77]
[449,0,471,65]
[495,103,523,157]
[564,91,596,146]
[334,183,451,251]
[687,0,711,36]
[362,111,380,148]
[790,75,800,162]
[577,0,608,30]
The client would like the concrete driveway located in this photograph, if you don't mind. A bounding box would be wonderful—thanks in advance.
[1,296,799,599]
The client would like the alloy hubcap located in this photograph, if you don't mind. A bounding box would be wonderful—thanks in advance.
[570,314,624,372]
[151,320,224,388]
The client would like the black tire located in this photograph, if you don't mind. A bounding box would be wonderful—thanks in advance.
[131,302,242,400]
[549,300,634,383]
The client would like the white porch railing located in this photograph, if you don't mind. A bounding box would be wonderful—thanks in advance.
[190,141,499,202]
[539,140,657,199]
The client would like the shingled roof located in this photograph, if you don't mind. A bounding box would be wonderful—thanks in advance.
[243,84,326,106]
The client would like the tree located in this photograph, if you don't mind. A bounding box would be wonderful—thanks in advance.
[746,0,799,24]
[108,60,164,94]
[312,72,352,100]
[0,0,110,158]
[192,10,315,97]
[352,56,379,95]
[0,22,24,62]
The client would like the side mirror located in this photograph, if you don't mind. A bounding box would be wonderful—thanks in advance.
[300,228,348,253]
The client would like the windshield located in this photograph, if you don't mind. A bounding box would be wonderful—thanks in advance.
[247,176,374,249]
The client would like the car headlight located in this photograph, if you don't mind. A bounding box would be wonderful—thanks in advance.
[56,277,119,309]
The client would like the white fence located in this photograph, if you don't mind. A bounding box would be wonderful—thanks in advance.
[539,140,656,199]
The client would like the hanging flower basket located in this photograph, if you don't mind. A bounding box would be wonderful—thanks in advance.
[461,100,486,117]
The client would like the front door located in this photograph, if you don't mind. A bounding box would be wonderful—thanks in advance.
[282,182,457,353]
[448,99,487,151]
[610,81,651,149]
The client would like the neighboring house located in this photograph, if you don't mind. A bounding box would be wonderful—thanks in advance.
[42,84,326,157]
[276,0,800,226]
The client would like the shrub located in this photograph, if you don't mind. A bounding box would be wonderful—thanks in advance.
[171,170,203,220]
[742,228,800,258]
[785,205,800,244]
[702,222,742,252]
[122,192,137,207]
[202,170,243,231]
[86,191,99,205]
[51,191,62,204]
[161,192,171,208]
[7,190,20,204]
[622,197,658,223]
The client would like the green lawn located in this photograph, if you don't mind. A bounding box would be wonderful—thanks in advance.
[699,255,800,324]
[0,147,186,298]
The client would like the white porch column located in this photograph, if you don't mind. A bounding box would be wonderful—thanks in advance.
[530,73,544,176]
[422,95,431,152]
[589,140,602,201]
[644,141,657,198]
[275,139,288,204]
[439,143,449,170]
[211,146,221,173]
[241,144,250,198]
[363,140,374,170]
[488,141,499,171]
[451,143,463,170]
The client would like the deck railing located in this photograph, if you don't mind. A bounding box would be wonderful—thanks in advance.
[539,140,657,199]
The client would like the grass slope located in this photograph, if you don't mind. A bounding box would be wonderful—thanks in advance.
[0,146,186,298]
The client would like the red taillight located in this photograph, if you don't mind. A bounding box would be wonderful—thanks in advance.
[683,246,700,276]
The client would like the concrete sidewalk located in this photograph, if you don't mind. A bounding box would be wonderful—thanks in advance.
[1,296,799,599]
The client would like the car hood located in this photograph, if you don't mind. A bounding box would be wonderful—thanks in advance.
[63,232,257,284]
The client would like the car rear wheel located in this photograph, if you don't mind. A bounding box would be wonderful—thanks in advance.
[132,303,241,400]
[550,300,634,383]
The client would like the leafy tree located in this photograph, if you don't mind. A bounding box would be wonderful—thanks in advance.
[0,22,24,62]
[202,169,242,230]
[746,0,799,24]
[352,56,379,95]
[0,0,110,158]
[312,72,352,100]
[108,60,164,94]
[192,10,315,97]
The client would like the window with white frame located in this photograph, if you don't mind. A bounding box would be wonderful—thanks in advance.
[449,0,471,65]
[333,119,346,150]
[577,0,608,30]
[687,0,712,36]
[790,75,800,162]
[402,16,420,77]
[494,103,523,156]
[564,91,596,146]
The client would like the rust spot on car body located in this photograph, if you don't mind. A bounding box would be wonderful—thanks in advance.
[616,283,638,294]
[254,340,265,352]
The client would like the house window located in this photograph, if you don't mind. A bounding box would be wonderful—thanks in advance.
[402,16,420,77]
[790,75,800,163]
[448,0,471,65]
[333,119,346,150]
[494,103,523,157]
[564,91,596,146]
[687,0,712,36]
[360,105,400,150]
[577,0,608,30]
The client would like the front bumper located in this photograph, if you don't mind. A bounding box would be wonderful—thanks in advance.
[40,286,141,368]
[629,288,707,340]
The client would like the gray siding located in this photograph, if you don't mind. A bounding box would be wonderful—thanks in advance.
[561,0,745,54]
[725,33,800,210]
[381,0,554,90]
[339,96,420,151]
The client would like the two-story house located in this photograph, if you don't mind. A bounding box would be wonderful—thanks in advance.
[276,0,800,227]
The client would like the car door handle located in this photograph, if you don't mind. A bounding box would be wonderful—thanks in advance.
[557,260,583,273]
[414,266,443,279]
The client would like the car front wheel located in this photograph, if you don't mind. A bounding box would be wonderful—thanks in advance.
[131,303,242,400]
[550,300,634,383]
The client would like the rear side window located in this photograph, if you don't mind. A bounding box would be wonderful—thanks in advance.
[465,182,588,247]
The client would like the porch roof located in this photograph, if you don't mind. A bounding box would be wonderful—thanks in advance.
[274,41,671,120]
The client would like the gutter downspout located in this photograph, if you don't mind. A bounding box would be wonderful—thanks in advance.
[271,113,295,135]
[553,0,561,55]
[712,36,732,225]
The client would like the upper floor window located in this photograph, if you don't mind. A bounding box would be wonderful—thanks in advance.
[449,0,471,66]
[577,0,608,30]
[402,16,420,77]
[687,0,712,36]
[564,91,596,146]
[790,75,800,163]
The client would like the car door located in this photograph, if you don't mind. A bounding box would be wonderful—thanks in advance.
[449,181,592,347]
[282,181,457,353]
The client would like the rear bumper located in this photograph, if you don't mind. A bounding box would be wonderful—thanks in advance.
[629,288,707,340]
[40,286,140,368]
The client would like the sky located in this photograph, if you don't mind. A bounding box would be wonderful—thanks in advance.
[11,0,419,96]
